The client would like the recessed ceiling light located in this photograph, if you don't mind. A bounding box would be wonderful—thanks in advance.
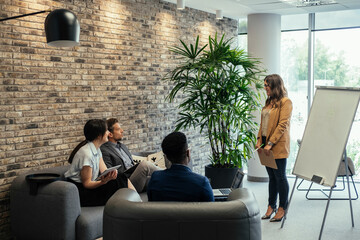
[216,10,223,19]
[177,0,185,10]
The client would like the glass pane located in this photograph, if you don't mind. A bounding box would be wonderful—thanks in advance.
[314,29,360,88]
[238,18,247,34]
[281,14,308,31]
[281,30,309,175]
[314,28,360,178]
[237,34,248,173]
[315,9,360,30]
[238,35,247,51]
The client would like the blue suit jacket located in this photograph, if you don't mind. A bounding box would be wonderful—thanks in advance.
[147,164,214,202]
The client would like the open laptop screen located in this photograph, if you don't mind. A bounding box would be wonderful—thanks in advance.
[231,170,244,189]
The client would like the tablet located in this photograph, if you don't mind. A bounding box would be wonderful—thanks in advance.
[95,164,122,181]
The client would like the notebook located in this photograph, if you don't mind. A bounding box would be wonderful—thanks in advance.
[212,170,245,199]
[124,163,139,178]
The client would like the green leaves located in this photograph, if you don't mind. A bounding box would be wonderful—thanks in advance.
[163,33,264,168]
[170,36,207,60]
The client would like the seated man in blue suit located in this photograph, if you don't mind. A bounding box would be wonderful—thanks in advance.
[147,132,214,202]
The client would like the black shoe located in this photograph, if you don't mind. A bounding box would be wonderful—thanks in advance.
[270,207,285,222]
[270,216,283,222]
[261,206,276,220]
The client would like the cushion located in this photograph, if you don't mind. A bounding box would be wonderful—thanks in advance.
[76,206,104,240]
[132,151,167,169]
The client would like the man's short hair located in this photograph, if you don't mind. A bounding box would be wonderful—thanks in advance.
[106,118,119,133]
[161,132,188,164]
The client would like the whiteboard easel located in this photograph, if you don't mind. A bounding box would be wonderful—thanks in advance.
[281,86,360,240]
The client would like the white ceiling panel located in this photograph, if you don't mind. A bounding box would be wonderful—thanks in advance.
[163,0,360,19]
[250,3,296,11]
[341,3,360,9]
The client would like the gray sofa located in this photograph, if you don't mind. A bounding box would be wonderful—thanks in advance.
[10,165,103,240]
[103,188,261,240]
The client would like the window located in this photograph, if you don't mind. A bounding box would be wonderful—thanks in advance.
[281,11,360,177]
[315,9,360,30]
[281,14,308,31]
[238,18,247,51]
[239,10,360,177]
[281,30,308,174]
[313,23,360,175]
[238,35,247,51]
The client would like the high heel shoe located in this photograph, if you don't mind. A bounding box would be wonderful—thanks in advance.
[270,207,285,222]
[261,206,276,220]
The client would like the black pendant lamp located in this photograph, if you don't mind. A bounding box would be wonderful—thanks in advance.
[45,9,80,47]
[0,9,80,47]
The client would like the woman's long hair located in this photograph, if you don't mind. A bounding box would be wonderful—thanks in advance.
[264,74,288,107]
[68,119,107,163]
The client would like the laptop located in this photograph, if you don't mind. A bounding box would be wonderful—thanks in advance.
[212,170,244,200]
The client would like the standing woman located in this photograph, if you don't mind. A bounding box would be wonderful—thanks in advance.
[255,74,293,222]
[65,119,135,206]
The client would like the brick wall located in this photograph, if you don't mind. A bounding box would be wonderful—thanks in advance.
[0,0,238,238]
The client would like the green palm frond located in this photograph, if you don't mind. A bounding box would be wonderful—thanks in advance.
[163,33,265,168]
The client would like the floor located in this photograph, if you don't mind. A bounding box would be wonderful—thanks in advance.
[244,176,360,240]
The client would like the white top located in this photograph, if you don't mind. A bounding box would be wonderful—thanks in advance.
[261,108,271,137]
[65,142,102,183]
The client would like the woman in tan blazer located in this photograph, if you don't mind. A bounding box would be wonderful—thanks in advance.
[255,74,293,222]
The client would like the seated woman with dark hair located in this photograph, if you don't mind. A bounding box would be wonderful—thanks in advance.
[65,119,135,206]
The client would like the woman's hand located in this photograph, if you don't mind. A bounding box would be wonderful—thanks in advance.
[264,144,272,156]
[255,142,263,154]
[100,170,118,184]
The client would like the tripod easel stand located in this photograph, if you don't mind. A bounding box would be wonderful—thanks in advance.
[281,151,354,240]
[280,86,360,240]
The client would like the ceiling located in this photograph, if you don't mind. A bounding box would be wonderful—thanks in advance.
[164,0,360,19]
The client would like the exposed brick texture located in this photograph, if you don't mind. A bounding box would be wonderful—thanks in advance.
[0,0,238,238]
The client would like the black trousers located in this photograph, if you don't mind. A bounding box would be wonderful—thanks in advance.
[262,136,289,209]
[68,173,128,207]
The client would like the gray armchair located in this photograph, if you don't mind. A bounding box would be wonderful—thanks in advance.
[103,188,261,240]
[10,166,103,240]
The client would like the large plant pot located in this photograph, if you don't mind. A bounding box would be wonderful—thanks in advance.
[205,164,240,189]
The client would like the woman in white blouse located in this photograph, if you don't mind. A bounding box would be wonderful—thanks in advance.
[65,119,135,206]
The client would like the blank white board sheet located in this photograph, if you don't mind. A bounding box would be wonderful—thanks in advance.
[292,86,360,187]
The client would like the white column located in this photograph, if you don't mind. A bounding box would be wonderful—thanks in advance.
[247,13,281,182]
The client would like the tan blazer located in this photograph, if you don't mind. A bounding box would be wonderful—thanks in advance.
[257,97,293,159]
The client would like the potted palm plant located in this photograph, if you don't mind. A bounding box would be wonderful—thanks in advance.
[163,34,264,188]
